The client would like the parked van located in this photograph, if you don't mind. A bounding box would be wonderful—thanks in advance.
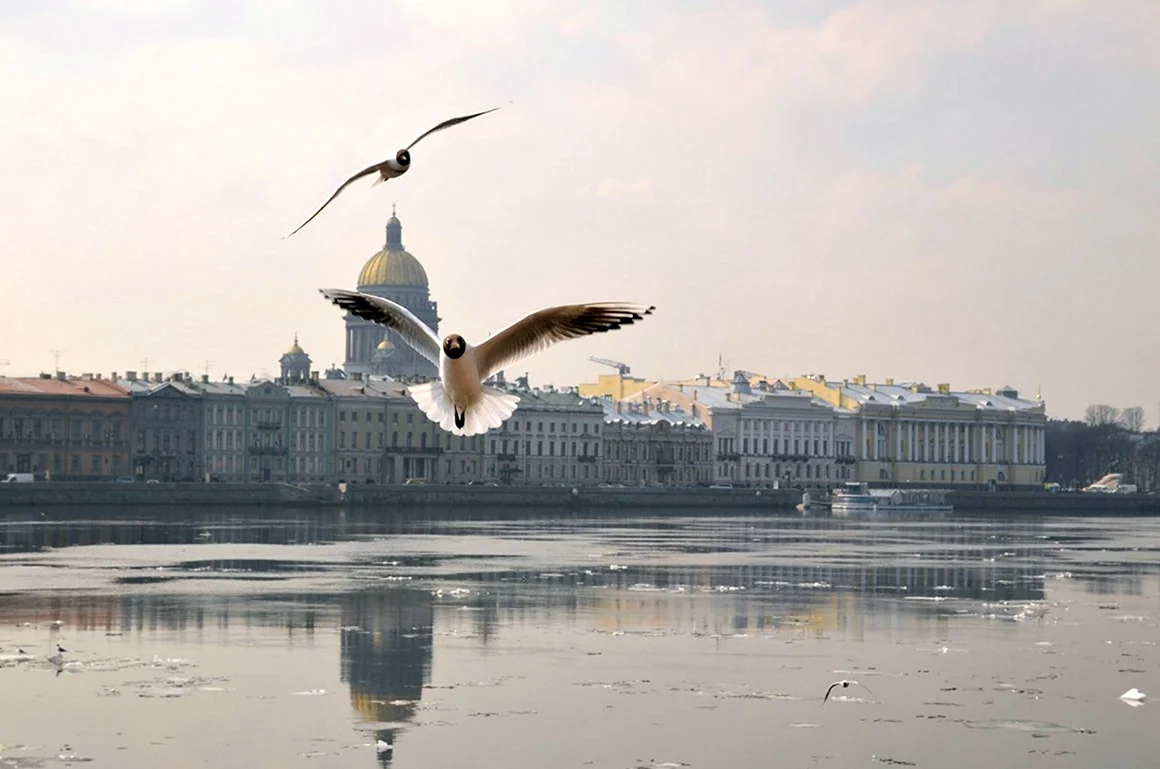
[1,473,35,483]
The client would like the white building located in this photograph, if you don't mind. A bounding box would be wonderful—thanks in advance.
[200,379,248,482]
[287,383,332,483]
[624,372,853,489]
[483,381,604,485]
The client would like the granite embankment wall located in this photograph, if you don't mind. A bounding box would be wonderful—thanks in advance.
[342,484,797,510]
[0,482,797,511]
[947,490,1160,514]
[1,483,1157,515]
[0,482,337,508]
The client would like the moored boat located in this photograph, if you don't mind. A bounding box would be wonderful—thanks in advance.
[829,482,952,516]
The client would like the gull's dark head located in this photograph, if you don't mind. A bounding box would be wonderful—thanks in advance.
[395,149,411,167]
[442,334,466,360]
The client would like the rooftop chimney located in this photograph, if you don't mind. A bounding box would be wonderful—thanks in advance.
[153,372,163,383]
[227,376,234,385]
[352,372,363,382]
[56,371,66,381]
[126,371,137,381]
[201,374,209,384]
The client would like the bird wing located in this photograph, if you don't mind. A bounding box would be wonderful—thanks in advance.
[823,682,840,703]
[283,162,385,239]
[319,289,441,366]
[474,302,655,381]
[405,107,501,150]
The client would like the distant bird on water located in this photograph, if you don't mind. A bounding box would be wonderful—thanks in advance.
[823,679,875,703]
[320,289,655,437]
[284,107,501,239]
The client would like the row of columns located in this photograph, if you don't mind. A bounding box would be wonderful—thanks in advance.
[863,420,1045,465]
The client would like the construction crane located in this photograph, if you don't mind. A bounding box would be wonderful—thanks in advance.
[589,356,632,377]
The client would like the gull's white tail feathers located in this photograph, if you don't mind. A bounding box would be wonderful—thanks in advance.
[408,383,520,437]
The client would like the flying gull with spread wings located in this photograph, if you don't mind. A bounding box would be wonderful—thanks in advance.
[320,289,655,437]
[822,679,876,703]
[284,107,500,239]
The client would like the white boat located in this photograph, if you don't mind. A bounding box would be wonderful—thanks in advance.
[830,482,952,516]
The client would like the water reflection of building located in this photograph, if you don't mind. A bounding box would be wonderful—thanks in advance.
[437,519,1064,635]
[340,588,434,766]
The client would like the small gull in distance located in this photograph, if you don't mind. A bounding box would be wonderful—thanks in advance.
[823,679,876,703]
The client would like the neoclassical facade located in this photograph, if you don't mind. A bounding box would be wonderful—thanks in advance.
[123,378,203,482]
[788,374,1048,489]
[482,384,605,486]
[601,398,713,486]
[343,209,440,380]
[624,373,854,489]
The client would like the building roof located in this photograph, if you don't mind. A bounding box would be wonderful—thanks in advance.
[0,375,129,398]
[316,377,393,400]
[503,385,603,412]
[601,397,705,428]
[197,381,247,397]
[120,380,201,397]
[635,382,837,412]
[813,379,1043,413]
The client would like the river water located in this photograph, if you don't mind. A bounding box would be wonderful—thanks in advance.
[0,507,1157,768]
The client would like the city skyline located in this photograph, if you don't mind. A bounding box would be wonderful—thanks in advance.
[2,1,1158,425]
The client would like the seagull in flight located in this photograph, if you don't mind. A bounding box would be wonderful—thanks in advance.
[823,679,875,703]
[320,289,655,436]
[284,107,501,239]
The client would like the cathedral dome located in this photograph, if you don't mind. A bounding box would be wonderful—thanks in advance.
[357,210,428,288]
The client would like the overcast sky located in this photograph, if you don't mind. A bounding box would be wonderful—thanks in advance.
[1,0,1157,423]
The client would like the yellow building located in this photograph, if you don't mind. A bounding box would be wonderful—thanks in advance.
[786,374,1047,489]
[578,372,654,400]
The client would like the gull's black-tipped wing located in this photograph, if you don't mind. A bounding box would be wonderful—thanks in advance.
[319,289,441,366]
[474,302,655,381]
[284,162,384,239]
[405,107,500,150]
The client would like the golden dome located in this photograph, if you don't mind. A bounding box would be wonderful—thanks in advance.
[286,335,305,355]
[357,211,428,288]
[358,247,428,288]
[376,337,394,351]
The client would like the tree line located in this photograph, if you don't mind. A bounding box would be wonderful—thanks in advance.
[1045,404,1160,491]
